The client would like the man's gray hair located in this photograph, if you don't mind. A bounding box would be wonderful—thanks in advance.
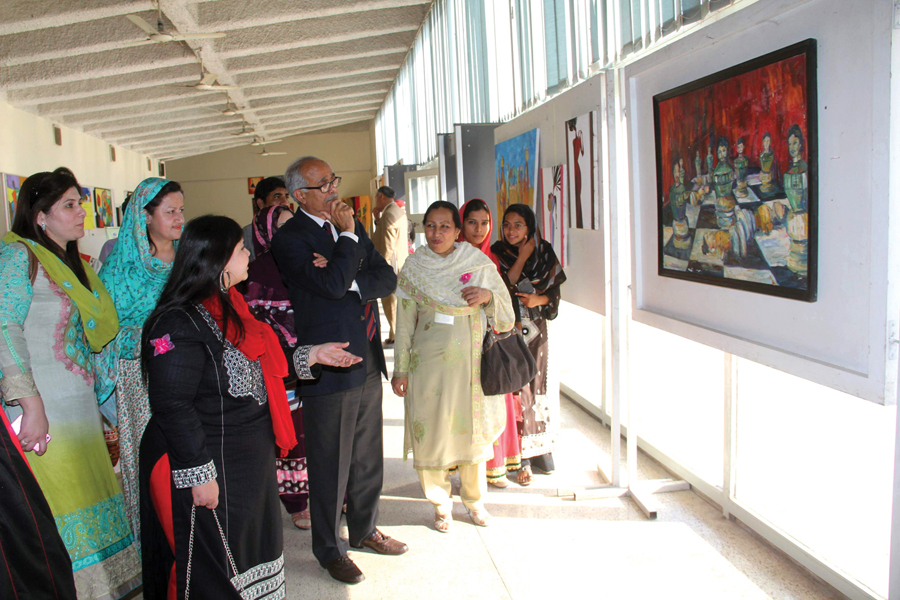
[284,156,322,194]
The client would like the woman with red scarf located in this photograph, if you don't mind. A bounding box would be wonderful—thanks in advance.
[138,216,360,599]
[457,199,522,488]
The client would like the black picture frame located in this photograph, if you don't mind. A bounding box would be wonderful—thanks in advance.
[653,39,817,302]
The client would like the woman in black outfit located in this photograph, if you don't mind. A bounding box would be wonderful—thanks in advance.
[139,216,360,599]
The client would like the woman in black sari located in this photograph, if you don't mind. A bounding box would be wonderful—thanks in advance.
[491,204,567,486]
[139,216,360,599]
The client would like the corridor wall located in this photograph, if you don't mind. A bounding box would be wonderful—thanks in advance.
[0,99,158,257]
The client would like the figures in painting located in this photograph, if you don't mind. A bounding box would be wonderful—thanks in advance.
[783,124,809,277]
[733,137,749,198]
[759,132,776,194]
[498,158,508,214]
[713,137,736,229]
[569,121,585,228]
[668,159,691,250]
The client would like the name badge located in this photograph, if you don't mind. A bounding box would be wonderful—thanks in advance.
[433,312,454,325]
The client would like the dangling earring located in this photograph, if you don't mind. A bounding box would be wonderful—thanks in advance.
[40,222,46,231]
[219,270,232,292]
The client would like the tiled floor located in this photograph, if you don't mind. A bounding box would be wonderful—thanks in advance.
[132,330,842,600]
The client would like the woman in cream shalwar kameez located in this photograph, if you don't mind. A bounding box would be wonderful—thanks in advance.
[392,201,515,532]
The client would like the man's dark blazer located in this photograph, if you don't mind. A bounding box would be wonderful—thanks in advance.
[270,210,397,396]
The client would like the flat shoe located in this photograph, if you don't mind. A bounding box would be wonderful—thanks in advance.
[468,509,491,527]
[487,478,509,488]
[517,466,533,486]
[434,510,452,533]
[350,528,409,555]
[291,509,311,530]
[325,556,364,584]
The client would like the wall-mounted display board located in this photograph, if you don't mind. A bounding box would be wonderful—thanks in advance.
[625,0,896,404]
[654,40,817,302]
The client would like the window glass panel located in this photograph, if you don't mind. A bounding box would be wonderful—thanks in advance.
[660,0,676,35]
[709,0,732,11]
[544,0,568,88]
[618,0,634,55]
[734,359,894,598]
[630,0,642,51]
[682,0,702,23]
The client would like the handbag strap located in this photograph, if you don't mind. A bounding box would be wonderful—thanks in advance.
[185,505,242,599]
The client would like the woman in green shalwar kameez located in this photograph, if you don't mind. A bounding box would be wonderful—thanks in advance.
[391,201,515,533]
[0,168,140,598]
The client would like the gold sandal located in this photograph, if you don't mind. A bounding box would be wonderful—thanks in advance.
[434,510,453,533]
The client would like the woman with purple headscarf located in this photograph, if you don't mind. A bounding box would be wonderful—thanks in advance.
[243,204,314,530]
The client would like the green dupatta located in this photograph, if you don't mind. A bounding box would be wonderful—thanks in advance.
[2,232,118,352]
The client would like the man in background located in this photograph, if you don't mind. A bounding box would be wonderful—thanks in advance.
[370,186,409,345]
[243,176,291,260]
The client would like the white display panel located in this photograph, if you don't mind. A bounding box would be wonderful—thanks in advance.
[625,0,897,404]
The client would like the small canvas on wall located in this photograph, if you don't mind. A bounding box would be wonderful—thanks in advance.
[94,188,114,228]
[4,174,23,229]
[565,112,601,230]
[654,39,817,301]
[81,187,95,230]
[495,128,540,237]
[539,165,568,268]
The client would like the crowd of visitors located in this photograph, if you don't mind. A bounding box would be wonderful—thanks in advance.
[0,158,565,598]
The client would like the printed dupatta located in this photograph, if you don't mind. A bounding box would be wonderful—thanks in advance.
[94,178,178,411]
[396,242,515,445]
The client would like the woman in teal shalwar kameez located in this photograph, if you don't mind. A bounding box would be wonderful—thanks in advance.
[94,177,185,547]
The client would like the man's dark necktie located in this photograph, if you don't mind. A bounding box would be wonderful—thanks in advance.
[322,221,332,237]
[326,221,375,341]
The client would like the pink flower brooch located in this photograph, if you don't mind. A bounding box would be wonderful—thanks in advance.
[150,334,175,356]
[459,273,472,284]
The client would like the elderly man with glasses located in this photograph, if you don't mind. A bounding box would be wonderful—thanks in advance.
[271,156,408,585]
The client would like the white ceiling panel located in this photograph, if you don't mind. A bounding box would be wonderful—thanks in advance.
[0,0,433,159]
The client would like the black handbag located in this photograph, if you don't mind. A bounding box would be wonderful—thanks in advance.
[481,326,537,396]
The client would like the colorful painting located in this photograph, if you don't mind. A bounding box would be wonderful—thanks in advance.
[4,174,23,229]
[654,39,817,302]
[248,177,263,195]
[81,187,95,230]
[93,188,114,228]
[495,128,540,237]
[565,111,601,230]
[342,195,373,234]
[539,165,568,268]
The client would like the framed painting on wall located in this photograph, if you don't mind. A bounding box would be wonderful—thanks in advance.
[3,174,23,229]
[539,165,568,268]
[495,128,540,237]
[565,111,601,230]
[94,187,114,228]
[81,187,95,230]
[654,39,817,302]
[248,177,263,195]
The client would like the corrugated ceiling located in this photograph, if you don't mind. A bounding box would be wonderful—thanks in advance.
[0,0,433,161]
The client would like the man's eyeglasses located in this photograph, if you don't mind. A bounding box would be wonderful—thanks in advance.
[299,176,342,194]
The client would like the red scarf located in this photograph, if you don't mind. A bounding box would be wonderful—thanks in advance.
[457,199,501,269]
[202,287,297,457]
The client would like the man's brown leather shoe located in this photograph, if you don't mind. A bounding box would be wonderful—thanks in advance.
[325,556,365,584]
[350,529,409,555]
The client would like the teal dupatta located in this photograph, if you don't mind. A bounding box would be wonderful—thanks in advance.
[94,178,178,422]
